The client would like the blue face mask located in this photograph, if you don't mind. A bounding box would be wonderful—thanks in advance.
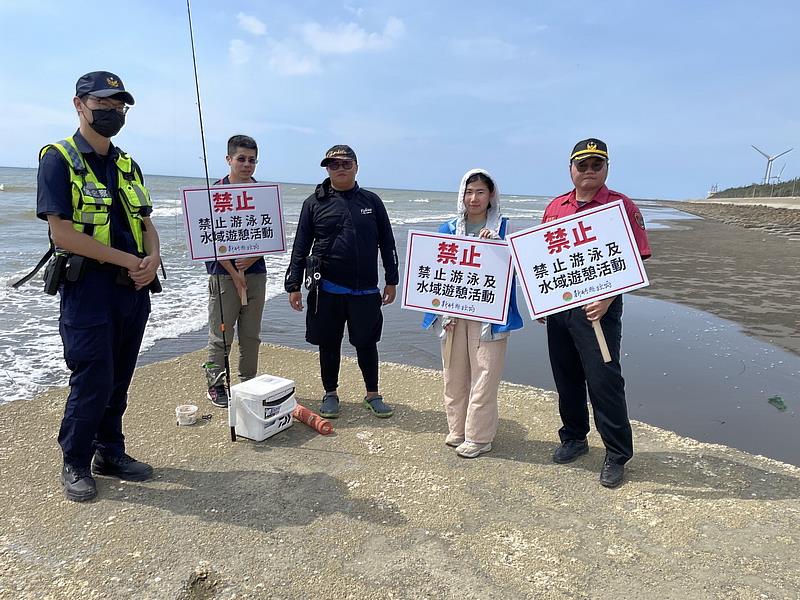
[89,108,125,138]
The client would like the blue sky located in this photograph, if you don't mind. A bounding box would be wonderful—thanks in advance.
[1,1,798,198]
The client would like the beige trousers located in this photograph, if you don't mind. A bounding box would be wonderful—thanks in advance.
[442,319,508,444]
[207,272,266,380]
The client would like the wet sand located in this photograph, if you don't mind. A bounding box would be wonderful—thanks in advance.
[643,200,800,355]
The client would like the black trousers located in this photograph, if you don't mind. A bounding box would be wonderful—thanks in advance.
[306,290,383,394]
[546,296,632,465]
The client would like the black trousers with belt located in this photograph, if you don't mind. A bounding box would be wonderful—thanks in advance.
[546,296,632,465]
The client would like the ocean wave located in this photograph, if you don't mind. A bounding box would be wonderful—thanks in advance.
[501,209,544,219]
[0,251,294,403]
[0,184,36,194]
[390,213,455,226]
[410,198,430,203]
[151,206,184,218]
[0,285,68,403]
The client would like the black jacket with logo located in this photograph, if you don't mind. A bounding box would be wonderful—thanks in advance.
[284,178,398,292]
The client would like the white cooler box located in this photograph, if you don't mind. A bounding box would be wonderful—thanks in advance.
[228,374,297,442]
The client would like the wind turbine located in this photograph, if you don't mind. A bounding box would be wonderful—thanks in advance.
[751,145,793,184]
[772,163,787,183]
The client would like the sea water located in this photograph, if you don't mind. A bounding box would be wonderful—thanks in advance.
[1,165,591,404]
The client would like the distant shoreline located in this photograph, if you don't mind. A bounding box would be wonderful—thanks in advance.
[681,196,800,210]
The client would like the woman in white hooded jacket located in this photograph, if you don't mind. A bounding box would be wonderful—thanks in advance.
[421,169,524,458]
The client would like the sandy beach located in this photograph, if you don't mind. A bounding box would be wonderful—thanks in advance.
[2,199,800,598]
[1,345,800,599]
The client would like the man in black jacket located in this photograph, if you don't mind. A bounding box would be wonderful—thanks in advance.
[285,145,399,419]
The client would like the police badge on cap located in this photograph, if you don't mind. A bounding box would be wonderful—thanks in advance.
[75,71,135,105]
[570,138,608,162]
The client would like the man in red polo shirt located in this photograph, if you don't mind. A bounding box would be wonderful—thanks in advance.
[542,138,650,488]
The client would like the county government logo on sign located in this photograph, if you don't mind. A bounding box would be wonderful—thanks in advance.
[507,200,649,319]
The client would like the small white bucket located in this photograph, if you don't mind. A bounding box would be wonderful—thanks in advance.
[176,404,199,426]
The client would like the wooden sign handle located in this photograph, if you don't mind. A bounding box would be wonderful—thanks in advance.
[238,269,248,306]
[592,320,611,363]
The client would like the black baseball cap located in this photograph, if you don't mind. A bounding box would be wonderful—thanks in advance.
[75,71,135,105]
[570,138,608,162]
[320,144,357,167]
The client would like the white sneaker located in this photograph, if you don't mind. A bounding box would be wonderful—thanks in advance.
[456,441,492,458]
[445,432,465,448]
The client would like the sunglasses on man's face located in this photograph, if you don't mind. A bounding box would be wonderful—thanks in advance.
[573,159,606,173]
[233,156,258,164]
[327,160,354,171]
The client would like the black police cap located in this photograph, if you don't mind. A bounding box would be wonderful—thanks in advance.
[570,138,608,162]
[75,71,135,105]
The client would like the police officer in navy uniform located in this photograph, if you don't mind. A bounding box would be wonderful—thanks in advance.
[37,71,161,502]
[542,138,651,488]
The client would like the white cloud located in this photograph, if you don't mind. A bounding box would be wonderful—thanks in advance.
[344,3,364,18]
[268,42,320,75]
[237,12,267,36]
[229,39,253,65]
[226,16,404,76]
[301,16,405,55]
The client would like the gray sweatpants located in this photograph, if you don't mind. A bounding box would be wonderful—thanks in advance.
[207,272,266,381]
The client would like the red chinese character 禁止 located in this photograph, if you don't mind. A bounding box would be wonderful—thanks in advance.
[571,220,597,246]
[212,191,233,213]
[436,241,459,264]
[236,190,255,211]
[459,244,482,268]
[544,227,570,254]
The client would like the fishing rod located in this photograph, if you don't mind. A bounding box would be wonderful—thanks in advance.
[186,0,237,442]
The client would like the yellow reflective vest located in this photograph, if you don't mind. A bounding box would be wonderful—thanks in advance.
[40,136,152,253]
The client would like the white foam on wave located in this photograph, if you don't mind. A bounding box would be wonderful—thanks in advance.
[138,267,208,354]
[0,284,69,403]
[151,206,184,218]
[390,213,454,226]
[410,198,430,203]
[501,208,544,219]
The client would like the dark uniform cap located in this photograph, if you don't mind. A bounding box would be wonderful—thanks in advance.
[75,71,135,105]
[570,138,608,162]
[320,144,357,167]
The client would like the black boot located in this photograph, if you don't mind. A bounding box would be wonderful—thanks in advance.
[92,453,153,481]
[599,456,625,488]
[552,439,589,464]
[61,463,97,502]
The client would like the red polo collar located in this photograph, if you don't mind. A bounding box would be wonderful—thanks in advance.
[561,184,611,208]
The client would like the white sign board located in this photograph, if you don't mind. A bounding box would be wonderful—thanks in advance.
[401,230,514,324]
[507,200,648,319]
[181,183,286,261]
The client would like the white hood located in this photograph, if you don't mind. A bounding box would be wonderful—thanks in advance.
[455,168,502,237]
